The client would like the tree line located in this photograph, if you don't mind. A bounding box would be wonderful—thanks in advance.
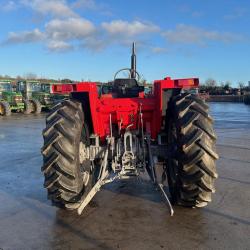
[200,78,250,95]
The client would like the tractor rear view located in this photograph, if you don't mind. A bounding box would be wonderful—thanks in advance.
[41,43,218,216]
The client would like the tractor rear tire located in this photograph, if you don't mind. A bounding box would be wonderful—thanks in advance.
[41,99,94,210]
[30,99,42,114]
[23,99,32,114]
[164,93,218,208]
[0,101,11,116]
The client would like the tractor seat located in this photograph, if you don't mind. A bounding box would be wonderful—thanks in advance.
[113,78,144,98]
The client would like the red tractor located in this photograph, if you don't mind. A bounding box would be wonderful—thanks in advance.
[41,43,218,216]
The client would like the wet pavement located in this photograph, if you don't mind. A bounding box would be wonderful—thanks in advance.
[0,103,250,250]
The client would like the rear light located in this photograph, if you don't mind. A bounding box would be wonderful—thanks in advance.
[53,84,73,93]
[62,85,73,92]
[174,78,199,87]
[54,85,62,92]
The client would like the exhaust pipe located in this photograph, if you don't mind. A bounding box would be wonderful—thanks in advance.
[131,42,136,79]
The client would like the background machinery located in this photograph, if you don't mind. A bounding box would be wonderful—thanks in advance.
[0,79,30,116]
[41,43,218,216]
[16,80,54,114]
[16,80,72,113]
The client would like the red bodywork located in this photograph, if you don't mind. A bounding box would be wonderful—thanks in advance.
[52,77,199,141]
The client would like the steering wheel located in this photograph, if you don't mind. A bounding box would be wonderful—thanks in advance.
[114,68,141,82]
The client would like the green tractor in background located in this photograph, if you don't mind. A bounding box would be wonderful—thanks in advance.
[37,82,70,106]
[0,80,30,116]
[17,80,54,113]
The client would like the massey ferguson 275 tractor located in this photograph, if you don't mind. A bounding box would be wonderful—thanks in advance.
[41,43,218,216]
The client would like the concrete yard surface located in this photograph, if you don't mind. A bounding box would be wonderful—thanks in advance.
[0,103,250,250]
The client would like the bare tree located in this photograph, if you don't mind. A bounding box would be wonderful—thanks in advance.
[238,82,245,89]
[16,75,22,80]
[205,78,217,87]
[219,82,225,88]
[24,73,37,80]
[224,81,232,91]
[61,78,73,83]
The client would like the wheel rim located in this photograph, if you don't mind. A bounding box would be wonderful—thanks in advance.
[79,124,91,186]
[167,121,178,182]
[82,171,90,186]
[79,142,87,163]
[165,109,180,202]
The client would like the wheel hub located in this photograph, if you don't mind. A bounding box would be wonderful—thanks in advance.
[82,172,90,186]
[79,141,90,186]
[79,142,87,164]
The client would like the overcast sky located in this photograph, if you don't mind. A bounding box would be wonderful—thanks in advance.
[0,0,249,85]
